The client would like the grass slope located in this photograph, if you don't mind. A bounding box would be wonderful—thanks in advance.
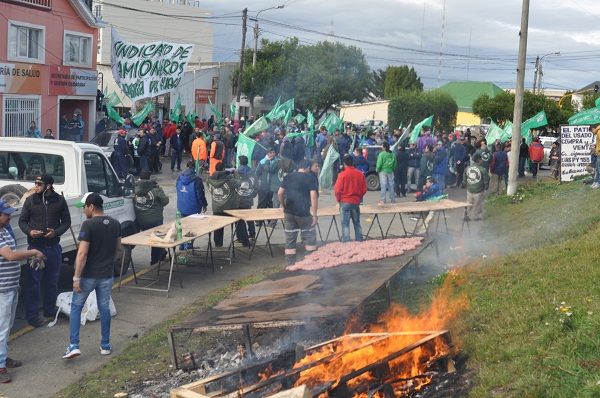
[455,181,600,397]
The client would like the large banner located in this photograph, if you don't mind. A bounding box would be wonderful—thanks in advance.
[560,125,594,182]
[110,27,194,101]
[0,63,42,94]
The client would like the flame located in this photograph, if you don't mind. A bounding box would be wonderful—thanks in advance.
[290,273,468,396]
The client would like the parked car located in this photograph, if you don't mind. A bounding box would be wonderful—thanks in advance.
[360,145,383,191]
[538,136,558,166]
[89,129,137,158]
[0,138,137,278]
[358,120,387,130]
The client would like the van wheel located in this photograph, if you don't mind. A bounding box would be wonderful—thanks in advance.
[366,174,380,191]
[114,244,132,277]
[0,184,27,206]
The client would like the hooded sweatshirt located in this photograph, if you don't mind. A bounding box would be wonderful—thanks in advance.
[207,171,240,215]
[176,168,208,215]
[134,179,169,226]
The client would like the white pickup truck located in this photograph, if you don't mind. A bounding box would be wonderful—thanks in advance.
[0,138,138,278]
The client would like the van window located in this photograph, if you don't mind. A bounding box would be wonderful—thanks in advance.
[0,151,65,184]
[84,152,121,197]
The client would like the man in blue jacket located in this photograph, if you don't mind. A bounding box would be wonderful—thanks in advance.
[451,137,467,188]
[170,127,184,172]
[416,176,443,201]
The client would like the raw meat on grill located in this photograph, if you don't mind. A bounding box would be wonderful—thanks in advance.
[287,237,423,271]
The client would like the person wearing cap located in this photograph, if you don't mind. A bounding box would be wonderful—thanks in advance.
[63,193,121,360]
[113,129,131,179]
[0,200,45,383]
[18,174,71,328]
[334,155,367,242]
[464,153,489,220]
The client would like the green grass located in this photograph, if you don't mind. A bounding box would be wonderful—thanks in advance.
[55,265,283,398]
[454,180,600,397]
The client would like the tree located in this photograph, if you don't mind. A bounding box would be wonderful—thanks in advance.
[233,39,372,118]
[383,66,423,99]
[582,92,600,110]
[370,68,386,100]
[472,91,573,128]
[388,90,457,131]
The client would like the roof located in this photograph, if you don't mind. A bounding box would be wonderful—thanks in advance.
[577,81,600,93]
[67,0,106,28]
[437,81,504,112]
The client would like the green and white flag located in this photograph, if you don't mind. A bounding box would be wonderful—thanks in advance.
[485,121,503,144]
[521,110,548,144]
[277,98,294,119]
[106,103,124,125]
[132,102,154,126]
[392,120,412,151]
[319,145,340,190]
[243,116,269,137]
[294,114,306,125]
[307,110,315,131]
[284,107,293,124]
[208,97,223,127]
[230,103,237,119]
[265,97,281,121]
[568,106,600,126]
[235,133,257,168]
[169,96,182,123]
[500,121,513,143]
[409,115,433,144]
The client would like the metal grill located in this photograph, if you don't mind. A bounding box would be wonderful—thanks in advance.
[3,97,40,137]
[3,0,52,10]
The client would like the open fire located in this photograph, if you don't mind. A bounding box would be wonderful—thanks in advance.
[172,274,468,398]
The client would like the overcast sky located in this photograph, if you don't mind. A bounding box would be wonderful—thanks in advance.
[197,0,600,91]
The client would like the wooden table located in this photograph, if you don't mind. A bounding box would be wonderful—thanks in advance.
[224,208,284,259]
[359,199,471,239]
[118,215,239,297]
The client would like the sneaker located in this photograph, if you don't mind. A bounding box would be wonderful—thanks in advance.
[5,358,22,368]
[100,344,112,356]
[591,183,600,189]
[0,368,11,383]
[378,200,385,206]
[62,344,81,360]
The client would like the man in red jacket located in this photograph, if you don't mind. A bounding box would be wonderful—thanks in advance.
[528,137,544,178]
[334,155,368,242]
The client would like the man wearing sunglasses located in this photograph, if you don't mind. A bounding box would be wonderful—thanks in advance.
[18,174,71,328]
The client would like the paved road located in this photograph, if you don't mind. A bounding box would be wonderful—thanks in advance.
[2,157,505,398]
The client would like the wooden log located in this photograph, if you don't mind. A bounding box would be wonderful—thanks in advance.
[268,385,310,398]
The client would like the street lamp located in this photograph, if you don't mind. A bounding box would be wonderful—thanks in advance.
[249,5,284,115]
[533,51,560,94]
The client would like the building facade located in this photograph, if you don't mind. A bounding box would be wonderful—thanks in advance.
[0,0,102,139]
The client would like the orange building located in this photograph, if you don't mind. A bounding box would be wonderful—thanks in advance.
[0,0,102,139]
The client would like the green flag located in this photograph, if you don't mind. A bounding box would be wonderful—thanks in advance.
[230,103,236,119]
[208,97,222,127]
[235,133,257,168]
[568,106,600,125]
[294,114,306,125]
[521,110,548,144]
[169,96,182,123]
[131,102,154,126]
[485,121,503,144]
[409,115,433,144]
[391,120,412,151]
[243,116,269,137]
[319,145,340,190]
[595,97,600,108]
[105,103,124,125]
[105,91,122,107]
[277,99,294,117]
[307,110,315,131]
[284,107,292,124]
[500,121,513,143]
[265,97,281,121]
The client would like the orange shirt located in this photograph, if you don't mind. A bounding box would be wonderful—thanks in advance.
[191,137,207,161]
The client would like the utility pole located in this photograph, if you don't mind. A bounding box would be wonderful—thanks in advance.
[507,0,530,196]
[533,56,539,94]
[235,7,248,122]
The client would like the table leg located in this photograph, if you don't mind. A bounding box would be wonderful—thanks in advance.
[229,223,235,265]
[264,221,275,257]
[325,216,335,242]
[365,214,378,239]
[375,214,385,239]
[118,245,133,291]
[398,213,408,236]
[443,210,449,233]
[332,216,341,241]
[248,221,263,260]
[317,220,324,243]
[384,213,397,238]
[165,247,177,298]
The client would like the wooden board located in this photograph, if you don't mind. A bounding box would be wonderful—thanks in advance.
[172,239,431,331]
[360,199,470,215]
[224,208,284,222]
[122,215,239,249]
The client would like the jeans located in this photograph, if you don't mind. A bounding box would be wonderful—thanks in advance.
[26,244,61,321]
[531,161,540,177]
[379,172,396,202]
[340,203,362,242]
[407,167,419,190]
[0,289,18,368]
[518,157,527,177]
[171,150,182,170]
[69,277,113,347]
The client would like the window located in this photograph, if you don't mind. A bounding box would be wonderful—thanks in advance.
[64,31,92,67]
[7,21,45,63]
[0,151,65,184]
[3,96,41,137]
[84,152,121,197]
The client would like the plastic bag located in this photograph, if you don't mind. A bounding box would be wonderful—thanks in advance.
[48,291,117,327]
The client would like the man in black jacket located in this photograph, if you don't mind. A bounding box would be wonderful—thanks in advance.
[18,174,71,327]
[137,129,150,173]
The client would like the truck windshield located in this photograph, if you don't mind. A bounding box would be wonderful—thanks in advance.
[0,151,65,184]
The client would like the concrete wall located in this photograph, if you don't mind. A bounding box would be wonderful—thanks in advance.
[96,0,213,66]
[456,111,481,126]
[339,101,389,124]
